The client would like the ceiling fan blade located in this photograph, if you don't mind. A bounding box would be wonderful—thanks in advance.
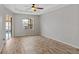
[25,7,31,10]
[15,8,33,13]
[36,7,44,9]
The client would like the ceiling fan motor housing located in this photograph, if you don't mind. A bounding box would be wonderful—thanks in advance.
[32,4,36,11]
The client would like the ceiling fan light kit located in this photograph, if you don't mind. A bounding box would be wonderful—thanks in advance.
[32,8,36,12]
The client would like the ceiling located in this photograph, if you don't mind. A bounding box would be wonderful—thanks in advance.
[4,4,68,15]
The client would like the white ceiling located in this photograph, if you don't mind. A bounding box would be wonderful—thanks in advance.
[4,4,68,15]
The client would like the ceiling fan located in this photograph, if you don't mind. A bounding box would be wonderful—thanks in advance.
[31,4,44,12]
[15,4,44,12]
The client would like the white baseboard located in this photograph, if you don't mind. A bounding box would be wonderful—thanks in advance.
[41,34,79,49]
[0,41,5,53]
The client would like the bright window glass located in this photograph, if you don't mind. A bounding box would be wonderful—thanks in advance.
[22,19,29,26]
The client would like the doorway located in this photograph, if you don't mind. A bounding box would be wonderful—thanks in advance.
[5,15,12,40]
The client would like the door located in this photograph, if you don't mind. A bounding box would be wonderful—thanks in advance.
[5,16,12,40]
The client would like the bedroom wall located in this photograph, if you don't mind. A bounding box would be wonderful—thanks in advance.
[14,14,40,36]
[40,5,79,48]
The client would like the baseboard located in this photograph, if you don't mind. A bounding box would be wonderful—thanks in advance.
[0,48,2,53]
[41,34,79,49]
[0,41,5,53]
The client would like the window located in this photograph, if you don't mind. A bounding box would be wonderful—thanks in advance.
[22,19,29,27]
[22,19,32,29]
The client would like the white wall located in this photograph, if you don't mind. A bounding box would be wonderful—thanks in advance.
[40,5,79,48]
[0,16,3,51]
[14,14,40,36]
[0,5,14,51]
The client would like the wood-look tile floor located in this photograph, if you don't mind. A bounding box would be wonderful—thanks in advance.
[2,36,79,54]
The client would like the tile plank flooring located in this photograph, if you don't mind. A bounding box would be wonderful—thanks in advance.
[2,36,79,54]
